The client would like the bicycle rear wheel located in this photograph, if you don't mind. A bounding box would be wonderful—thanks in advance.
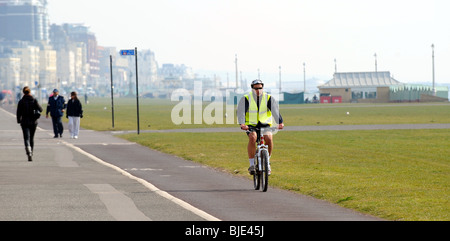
[260,149,269,192]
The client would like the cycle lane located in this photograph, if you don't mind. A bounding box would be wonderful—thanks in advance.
[65,128,382,221]
[78,139,381,221]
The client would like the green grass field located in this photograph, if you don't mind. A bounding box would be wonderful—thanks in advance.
[77,97,450,130]
[74,97,450,220]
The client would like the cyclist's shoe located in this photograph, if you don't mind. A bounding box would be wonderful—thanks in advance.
[248,165,255,175]
[268,165,272,176]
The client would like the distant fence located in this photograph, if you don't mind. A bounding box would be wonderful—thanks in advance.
[280,92,304,104]
[389,85,449,102]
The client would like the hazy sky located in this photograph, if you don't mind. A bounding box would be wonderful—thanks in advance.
[47,0,450,86]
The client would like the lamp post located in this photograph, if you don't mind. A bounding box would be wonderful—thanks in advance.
[303,62,306,93]
[432,44,436,96]
[235,54,238,89]
[334,58,337,73]
[109,55,115,128]
[279,66,282,93]
[374,53,378,72]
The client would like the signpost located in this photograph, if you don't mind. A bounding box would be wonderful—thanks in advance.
[120,47,140,134]
[109,55,115,129]
[120,49,135,56]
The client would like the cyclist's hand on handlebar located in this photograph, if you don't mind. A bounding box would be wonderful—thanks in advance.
[240,124,249,130]
[278,123,284,130]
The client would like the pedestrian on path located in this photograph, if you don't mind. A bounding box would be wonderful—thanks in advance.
[16,86,43,161]
[46,89,66,138]
[66,91,83,139]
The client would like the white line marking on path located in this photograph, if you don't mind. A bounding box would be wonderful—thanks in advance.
[84,183,152,221]
[62,141,221,221]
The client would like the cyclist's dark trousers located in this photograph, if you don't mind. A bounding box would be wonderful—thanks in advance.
[21,124,37,151]
[51,116,63,136]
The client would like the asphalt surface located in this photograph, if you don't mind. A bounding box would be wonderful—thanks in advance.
[0,104,419,221]
[0,107,207,221]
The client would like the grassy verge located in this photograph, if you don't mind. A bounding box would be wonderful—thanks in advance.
[120,129,450,221]
[76,98,450,130]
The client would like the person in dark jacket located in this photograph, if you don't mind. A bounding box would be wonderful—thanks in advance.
[66,91,83,139]
[46,89,66,138]
[16,86,43,162]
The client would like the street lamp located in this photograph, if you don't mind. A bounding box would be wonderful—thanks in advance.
[235,54,238,89]
[334,58,337,73]
[279,66,282,93]
[303,62,306,93]
[374,53,378,72]
[432,44,436,96]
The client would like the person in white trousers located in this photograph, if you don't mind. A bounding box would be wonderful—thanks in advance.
[66,91,83,139]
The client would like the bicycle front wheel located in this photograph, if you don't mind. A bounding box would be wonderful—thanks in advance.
[253,156,260,190]
[260,149,269,192]
[253,171,260,190]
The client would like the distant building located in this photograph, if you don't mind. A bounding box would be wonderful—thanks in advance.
[64,24,99,85]
[50,23,98,88]
[319,71,448,103]
[318,71,402,103]
[137,49,158,92]
[158,63,194,89]
[8,41,41,88]
[35,41,57,89]
[0,48,20,91]
[0,0,50,43]
[97,46,115,92]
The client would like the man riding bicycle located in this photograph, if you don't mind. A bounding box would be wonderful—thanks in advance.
[237,79,284,175]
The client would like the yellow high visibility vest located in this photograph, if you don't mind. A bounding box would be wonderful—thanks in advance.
[245,92,273,127]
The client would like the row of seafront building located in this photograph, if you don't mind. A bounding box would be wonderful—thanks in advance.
[0,1,447,105]
[0,0,218,103]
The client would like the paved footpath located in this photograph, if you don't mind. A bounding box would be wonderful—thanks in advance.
[0,107,207,221]
[0,106,384,221]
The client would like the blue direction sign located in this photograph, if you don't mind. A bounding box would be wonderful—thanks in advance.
[120,49,135,56]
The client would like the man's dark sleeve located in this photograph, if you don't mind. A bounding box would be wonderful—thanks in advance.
[237,96,248,125]
[35,99,43,113]
[268,96,283,124]
[61,97,66,110]
[79,100,83,116]
[46,98,50,115]
[16,100,22,123]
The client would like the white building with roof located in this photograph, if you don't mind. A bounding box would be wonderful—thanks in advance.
[318,71,402,103]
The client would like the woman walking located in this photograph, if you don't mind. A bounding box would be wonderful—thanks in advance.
[16,86,43,162]
[66,91,83,139]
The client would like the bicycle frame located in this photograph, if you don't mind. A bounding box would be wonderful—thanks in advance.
[254,130,268,172]
[251,127,271,192]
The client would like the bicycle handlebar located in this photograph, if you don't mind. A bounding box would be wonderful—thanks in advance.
[240,124,283,131]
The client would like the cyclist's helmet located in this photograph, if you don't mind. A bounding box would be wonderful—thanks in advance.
[251,79,264,88]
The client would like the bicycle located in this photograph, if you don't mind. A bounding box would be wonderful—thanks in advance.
[249,127,274,192]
